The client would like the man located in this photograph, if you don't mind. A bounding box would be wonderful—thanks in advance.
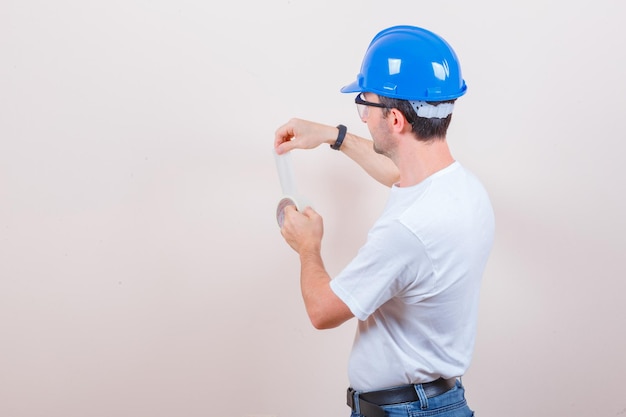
[274,25,495,417]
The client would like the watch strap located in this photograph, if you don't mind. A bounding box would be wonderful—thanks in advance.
[331,124,347,150]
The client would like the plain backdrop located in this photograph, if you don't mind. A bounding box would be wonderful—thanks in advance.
[1,1,625,416]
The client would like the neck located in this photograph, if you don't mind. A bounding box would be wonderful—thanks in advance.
[393,137,454,187]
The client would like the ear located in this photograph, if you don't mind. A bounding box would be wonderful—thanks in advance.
[388,108,410,133]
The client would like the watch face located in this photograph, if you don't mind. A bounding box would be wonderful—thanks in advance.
[276,197,296,227]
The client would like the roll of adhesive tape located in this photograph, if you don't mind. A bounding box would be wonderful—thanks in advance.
[276,196,297,228]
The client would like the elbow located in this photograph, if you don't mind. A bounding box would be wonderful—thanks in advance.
[308,308,348,330]
[308,309,332,330]
[310,317,340,330]
[302,284,353,329]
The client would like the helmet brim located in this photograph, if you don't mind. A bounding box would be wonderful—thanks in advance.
[340,80,361,94]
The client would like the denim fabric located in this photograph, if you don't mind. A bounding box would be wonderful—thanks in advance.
[349,381,474,417]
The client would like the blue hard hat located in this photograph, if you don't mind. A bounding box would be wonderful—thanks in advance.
[341,25,467,101]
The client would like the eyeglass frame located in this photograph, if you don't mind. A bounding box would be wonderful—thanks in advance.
[354,92,391,119]
[354,93,420,128]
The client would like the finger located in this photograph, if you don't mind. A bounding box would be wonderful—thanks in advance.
[274,123,294,147]
[301,205,319,219]
[275,140,295,155]
[283,204,298,214]
[302,206,318,217]
[281,204,298,224]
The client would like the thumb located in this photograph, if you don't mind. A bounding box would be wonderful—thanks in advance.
[275,140,295,155]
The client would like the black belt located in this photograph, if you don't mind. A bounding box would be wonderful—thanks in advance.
[347,378,457,417]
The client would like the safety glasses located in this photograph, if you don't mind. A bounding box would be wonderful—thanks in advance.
[355,93,390,119]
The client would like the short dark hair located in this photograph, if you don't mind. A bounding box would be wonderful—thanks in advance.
[378,96,456,141]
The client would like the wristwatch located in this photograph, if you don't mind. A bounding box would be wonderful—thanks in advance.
[330,124,347,150]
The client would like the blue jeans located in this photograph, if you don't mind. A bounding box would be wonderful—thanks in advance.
[350,381,474,417]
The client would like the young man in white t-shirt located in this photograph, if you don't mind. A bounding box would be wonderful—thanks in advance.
[274,25,495,417]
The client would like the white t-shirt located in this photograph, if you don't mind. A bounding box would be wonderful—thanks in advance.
[330,161,495,391]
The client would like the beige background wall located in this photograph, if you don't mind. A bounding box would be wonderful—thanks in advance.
[1,1,625,416]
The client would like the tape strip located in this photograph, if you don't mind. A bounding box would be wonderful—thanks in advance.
[274,151,297,196]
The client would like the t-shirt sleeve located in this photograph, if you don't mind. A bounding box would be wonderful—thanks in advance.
[330,220,434,321]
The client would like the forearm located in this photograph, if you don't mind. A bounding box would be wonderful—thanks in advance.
[299,249,353,330]
[339,132,400,187]
[274,119,399,187]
